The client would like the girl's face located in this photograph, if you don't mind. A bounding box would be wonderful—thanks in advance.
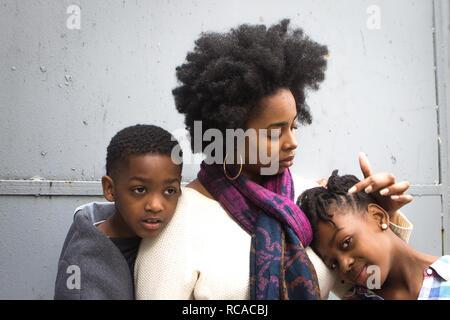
[242,88,299,179]
[315,204,393,288]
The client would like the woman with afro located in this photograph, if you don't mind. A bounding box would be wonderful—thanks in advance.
[134,19,413,300]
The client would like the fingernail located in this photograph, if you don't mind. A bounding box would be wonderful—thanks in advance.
[391,195,400,200]
[348,186,357,193]
[380,188,389,196]
[365,186,373,193]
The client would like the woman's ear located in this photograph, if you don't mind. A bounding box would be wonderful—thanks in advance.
[102,175,115,202]
[367,203,390,232]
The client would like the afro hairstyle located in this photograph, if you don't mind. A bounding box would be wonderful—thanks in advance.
[172,18,328,153]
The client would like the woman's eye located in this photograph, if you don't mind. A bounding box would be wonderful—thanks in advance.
[164,188,178,196]
[268,128,282,139]
[291,126,298,131]
[133,187,146,194]
[269,134,281,140]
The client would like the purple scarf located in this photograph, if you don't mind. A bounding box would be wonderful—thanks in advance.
[197,161,320,300]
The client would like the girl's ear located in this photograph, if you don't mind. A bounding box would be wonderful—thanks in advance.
[367,203,390,231]
[102,175,115,202]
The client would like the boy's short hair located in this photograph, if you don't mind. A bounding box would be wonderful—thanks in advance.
[297,170,378,250]
[106,124,182,177]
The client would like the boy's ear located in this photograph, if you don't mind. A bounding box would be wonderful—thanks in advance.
[367,203,390,231]
[102,175,115,202]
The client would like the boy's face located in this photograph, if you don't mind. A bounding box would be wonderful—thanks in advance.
[108,154,182,238]
[315,207,392,289]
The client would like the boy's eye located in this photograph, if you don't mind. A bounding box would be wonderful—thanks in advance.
[164,187,178,196]
[133,187,146,194]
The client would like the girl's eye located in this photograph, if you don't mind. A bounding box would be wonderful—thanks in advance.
[342,238,351,249]
[133,187,146,194]
[330,262,337,270]
[164,188,178,196]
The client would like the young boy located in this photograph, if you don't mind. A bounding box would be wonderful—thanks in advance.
[54,124,183,299]
[298,170,450,300]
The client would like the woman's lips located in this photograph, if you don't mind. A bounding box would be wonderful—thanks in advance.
[141,218,162,230]
[279,156,295,167]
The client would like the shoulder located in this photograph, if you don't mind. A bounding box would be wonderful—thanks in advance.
[73,201,115,224]
[179,186,226,216]
[138,186,250,255]
[180,187,247,237]
[185,179,215,200]
[55,237,133,300]
[139,187,227,244]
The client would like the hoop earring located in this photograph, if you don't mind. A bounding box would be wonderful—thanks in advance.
[223,153,243,180]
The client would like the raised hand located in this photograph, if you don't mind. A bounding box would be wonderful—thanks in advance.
[348,152,413,216]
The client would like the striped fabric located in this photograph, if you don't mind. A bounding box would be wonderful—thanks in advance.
[418,255,450,300]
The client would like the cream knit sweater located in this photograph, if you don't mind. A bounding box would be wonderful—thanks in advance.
[134,175,412,300]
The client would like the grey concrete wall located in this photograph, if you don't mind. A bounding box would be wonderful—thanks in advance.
[0,195,104,299]
[0,0,448,299]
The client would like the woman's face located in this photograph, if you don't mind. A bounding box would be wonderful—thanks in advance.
[242,88,299,180]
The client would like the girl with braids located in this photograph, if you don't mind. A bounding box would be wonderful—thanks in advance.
[298,170,450,300]
[134,19,413,300]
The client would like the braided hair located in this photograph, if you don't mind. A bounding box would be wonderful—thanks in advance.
[106,124,182,177]
[297,170,378,250]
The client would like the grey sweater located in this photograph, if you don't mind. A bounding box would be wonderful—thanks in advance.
[54,202,136,300]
